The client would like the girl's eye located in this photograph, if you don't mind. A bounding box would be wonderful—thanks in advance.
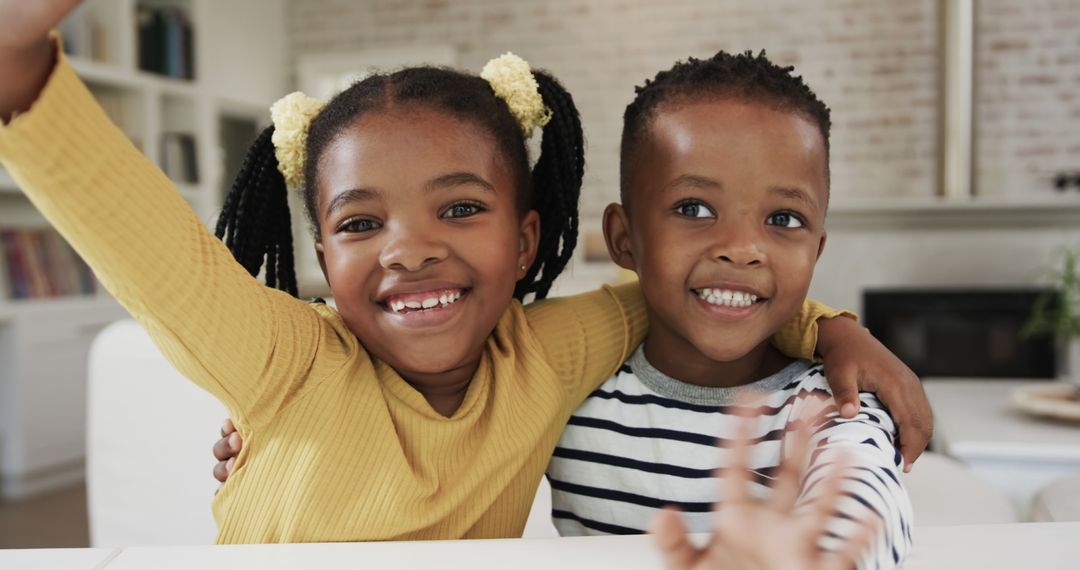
[676,201,715,219]
[442,202,485,219]
[340,218,382,233]
[766,212,805,229]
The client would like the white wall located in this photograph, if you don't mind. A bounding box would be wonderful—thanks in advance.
[811,220,1080,313]
[282,0,1080,304]
[199,0,289,105]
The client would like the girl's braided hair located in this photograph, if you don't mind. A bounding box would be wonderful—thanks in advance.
[620,49,832,201]
[216,65,584,302]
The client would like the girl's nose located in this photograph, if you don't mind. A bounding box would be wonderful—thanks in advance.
[378,224,450,272]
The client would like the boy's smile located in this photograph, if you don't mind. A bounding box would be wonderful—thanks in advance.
[606,98,829,387]
[313,105,538,413]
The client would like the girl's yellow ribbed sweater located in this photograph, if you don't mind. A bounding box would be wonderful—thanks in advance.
[0,49,841,543]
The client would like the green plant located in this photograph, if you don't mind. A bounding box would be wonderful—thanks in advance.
[1024,248,1080,339]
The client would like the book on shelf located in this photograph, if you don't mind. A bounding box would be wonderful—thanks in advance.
[0,229,98,301]
[137,4,196,80]
[89,88,144,152]
[160,132,199,183]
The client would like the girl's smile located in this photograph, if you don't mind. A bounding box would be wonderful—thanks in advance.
[380,285,470,328]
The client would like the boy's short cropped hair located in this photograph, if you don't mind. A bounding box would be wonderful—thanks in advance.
[619,50,833,203]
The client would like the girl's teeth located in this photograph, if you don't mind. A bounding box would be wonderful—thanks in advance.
[389,289,465,313]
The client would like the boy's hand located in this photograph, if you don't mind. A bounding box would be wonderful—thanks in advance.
[650,420,874,570]
[815,316,932,472]
[0,0,82,121]
[212,418,243,490]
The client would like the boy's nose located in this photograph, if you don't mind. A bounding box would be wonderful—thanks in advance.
[378,225,450,272]
[710,225,765,267]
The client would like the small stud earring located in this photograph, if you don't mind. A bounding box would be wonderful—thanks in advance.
[520,264,527,272]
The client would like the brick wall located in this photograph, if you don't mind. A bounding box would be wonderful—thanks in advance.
[976,0,1080,197]
[285,0,1080,299]
[286,0,940,220]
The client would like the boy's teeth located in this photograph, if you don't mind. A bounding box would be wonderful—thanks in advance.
[696,288,759,308]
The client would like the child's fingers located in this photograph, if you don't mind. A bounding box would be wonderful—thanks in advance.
[825,366,861,419]
[212,458,229,483]
[650,508,698,570]
[768,422,810,512]
[220,418,235,437]
[805,452,851,532]
[897,406,932,473]
[719,408,755,508]
[823,514,881,570]
[212,435,234,461]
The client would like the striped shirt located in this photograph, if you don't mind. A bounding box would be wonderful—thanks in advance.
[547,345,913,570]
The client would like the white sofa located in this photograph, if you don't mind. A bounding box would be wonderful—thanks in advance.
[86,320,226,546]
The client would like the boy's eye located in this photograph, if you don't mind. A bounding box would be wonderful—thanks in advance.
[675,201,715,219]
[766,212,805,229]
[442,202,485,219]
[340,218,382,233]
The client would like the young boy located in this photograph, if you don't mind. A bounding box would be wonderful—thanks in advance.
[546,51,912,569]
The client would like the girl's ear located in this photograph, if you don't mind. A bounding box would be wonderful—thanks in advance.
[816,231,827,261]
[517,209,541,279]
[314,241,330,284]
[603,203,636,270]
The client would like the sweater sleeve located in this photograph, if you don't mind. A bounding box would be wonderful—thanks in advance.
[0,47,350,429]
[773,299,857,361]
[524,282,647,405]
[791,385,914,570]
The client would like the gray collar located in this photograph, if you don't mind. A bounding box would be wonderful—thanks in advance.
[627,344,814,406]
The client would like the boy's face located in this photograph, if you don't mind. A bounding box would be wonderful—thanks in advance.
[606,98,828,380]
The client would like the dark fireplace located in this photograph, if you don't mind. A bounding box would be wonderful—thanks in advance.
[863,289,1057,379]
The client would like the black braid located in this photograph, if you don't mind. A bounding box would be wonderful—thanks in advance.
[621,49,831,202]
[214,125,298,297]
[517,71,584,300]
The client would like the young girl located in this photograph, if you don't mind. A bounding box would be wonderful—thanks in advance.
[0,1,928,544]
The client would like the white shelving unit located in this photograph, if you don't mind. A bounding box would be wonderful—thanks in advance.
[827,194,1080,228]
[0,0,285,499]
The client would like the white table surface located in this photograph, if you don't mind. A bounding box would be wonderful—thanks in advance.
[0,547,117,570]
[923,379,1080,517]
[924,379,1080,461]
[3,523,1076,570]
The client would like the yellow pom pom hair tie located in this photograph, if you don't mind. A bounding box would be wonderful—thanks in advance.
[269,92,325,189]
[480,53,552,138]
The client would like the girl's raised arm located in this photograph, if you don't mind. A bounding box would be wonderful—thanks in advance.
[0,12,346,430]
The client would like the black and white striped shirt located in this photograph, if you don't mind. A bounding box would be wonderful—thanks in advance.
[547,345,912,570]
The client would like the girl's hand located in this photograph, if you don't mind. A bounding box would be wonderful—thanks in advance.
[815,316,932,472]
[650,422,875,570]
[0,0,82,121]
[0,0,81,50]
[212,418,243,490]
